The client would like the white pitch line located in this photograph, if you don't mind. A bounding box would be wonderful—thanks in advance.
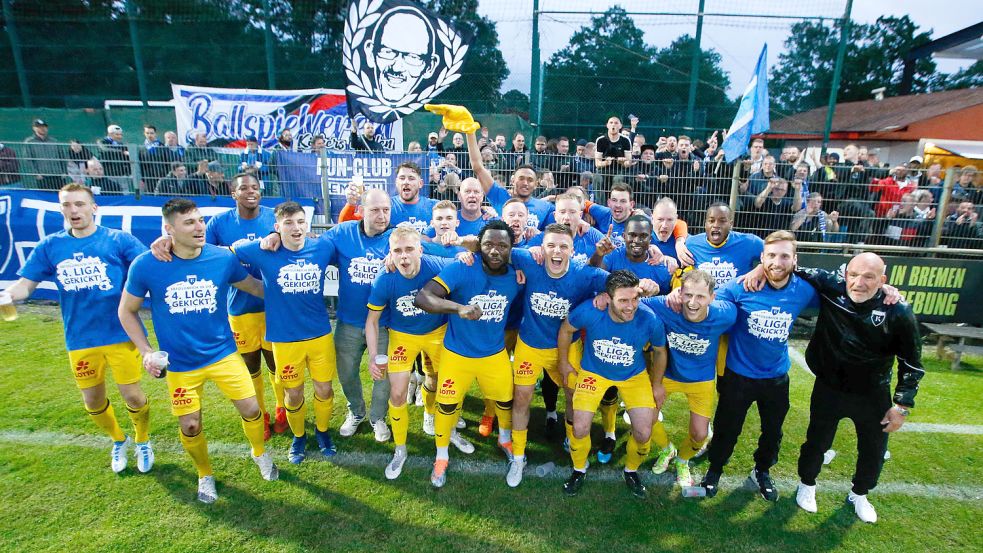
[0,430,980,501]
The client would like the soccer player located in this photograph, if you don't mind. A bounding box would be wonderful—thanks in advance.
[558,270,668,498]
[365,227,474,480]
[791,253,923,523]
[643,270,736,487]
[118,198,277,504]
[685,203,764,288]
[697,231,818,501]
[415,220,523,488]
[233,202,339,464]
[340,162,436,232]
[528,193,606,264]
[150,173,283,438]
[504,223,608,487]
[1,184,154,474]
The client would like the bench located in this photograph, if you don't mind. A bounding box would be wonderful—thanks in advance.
[922,323,983,370]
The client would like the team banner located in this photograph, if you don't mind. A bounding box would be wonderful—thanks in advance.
[0,190,315,300]
[275,150,429,221]
[797,252,983,324]
[342,0,471,123]
[171,84,404,151]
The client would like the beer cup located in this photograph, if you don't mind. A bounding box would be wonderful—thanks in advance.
[0,292,16,322]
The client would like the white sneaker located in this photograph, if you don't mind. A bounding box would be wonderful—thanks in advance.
[197,476,218,504]
[456,417,466,430]
[695,422,712,458]
[848,492,877,523]
[423,412,435,436]
[506,457,526,488]
[449,429,475,454]
[823,449,837,465]
[796,482,818,513]
[252,451,279,481]
[134,441,155,473]
[385,448,408,480]
[372,419,392,443]
[622,411,631,425]
[110,436,132,473]
[339,411,364,437]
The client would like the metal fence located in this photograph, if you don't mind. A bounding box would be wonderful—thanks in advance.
[1,139,981,252]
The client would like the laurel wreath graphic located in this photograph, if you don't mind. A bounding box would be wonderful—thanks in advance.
[342,0,468,120]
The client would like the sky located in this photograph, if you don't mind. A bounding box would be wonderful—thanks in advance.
[475,0,981,98]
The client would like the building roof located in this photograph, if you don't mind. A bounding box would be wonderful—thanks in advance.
[769,88,983,136]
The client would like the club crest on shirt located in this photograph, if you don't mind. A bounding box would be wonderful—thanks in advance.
[469,289,508,322]
[396,292,425,317]
[277,259,323,293]
[405,217,429,233]
[530,290,570,319]
[165,275,218,314]
[348,253,384,285]
[593,336,635,367]
[667,332,711,356]
[56,253,112,292]
[698,257,738,286]
[871,309,886,327]
[747,307,793,341]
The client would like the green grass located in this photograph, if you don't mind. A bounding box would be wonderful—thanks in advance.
[1,306,981,552]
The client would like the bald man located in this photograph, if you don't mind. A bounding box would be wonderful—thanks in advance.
[792,253,924,523]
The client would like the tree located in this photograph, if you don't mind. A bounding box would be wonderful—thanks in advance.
[500,89,529,118]
[939,60,983,90]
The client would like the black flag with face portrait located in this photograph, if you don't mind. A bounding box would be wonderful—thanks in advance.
[342,0,472,124]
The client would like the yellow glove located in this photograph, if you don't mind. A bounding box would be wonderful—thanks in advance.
[424,104,480,134]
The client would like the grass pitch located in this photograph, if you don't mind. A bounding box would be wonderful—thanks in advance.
[0,305,980,552]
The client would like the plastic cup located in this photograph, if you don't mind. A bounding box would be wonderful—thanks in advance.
[682,486,707,498]
[147,351,169,378]
[0,293,17,322]
[535,462,555,477]
[374,354,389,379]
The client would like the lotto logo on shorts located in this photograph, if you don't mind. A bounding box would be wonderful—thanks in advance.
[233,331,246,347]
[74,359,96,378]
[280,365,298,381]
[391,346,408,363]
[578,376,598,393]
[172,387,193,407]
[516,361,534,376]
[440,378,456,397]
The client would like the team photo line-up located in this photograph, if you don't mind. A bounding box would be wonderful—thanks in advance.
[0,105,924,525]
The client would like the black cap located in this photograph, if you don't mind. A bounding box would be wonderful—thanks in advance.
[640,144,657,155]
[576,139,587,146]
[33,119,48,126]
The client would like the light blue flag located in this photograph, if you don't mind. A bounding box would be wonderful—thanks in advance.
[723,44,770,163]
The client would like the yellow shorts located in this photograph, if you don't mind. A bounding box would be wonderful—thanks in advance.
[512,337,584,388]
[271,333,337,389]
[166,353,255,416]
[663,377,716,418]
[716,335,729,377]
[573,369,655,413]
[437,347,513,403]
[388,326,445,375]
[229,312,272,354]
[67,341,143,390]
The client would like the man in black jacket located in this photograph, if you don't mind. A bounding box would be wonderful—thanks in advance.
[793,252,924,524]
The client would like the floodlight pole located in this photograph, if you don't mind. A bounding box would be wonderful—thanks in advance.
[263,0,277,88]
[2,0,31,107]
[125,0,150,107]
[820,0,853,157]
[530,0,541,127]
[684,0,706,129]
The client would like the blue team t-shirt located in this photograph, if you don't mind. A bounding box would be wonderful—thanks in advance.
[391,197,437,233]
[511,249,608,350]
[234,239,334,343]
[125,245,249,372]
[644,297,737,383]
[433,259,522,358]
[602,246,672,294]
[323,220,392,326]
[19,226,146,351]
[717,276,819,379]
[205,206,276,316]
[367,255,452,335]
[422,240,467,258]
[686,231,763,288]
[423,212,496,240]
[486,182,554,230]
[527,226,606,266]
[653,235,678,262]
[568,300,666,381]
[586,204,626,245]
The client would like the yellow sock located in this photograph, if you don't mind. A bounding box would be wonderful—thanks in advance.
[423,383,437,415]
[125,399,150,443]
[269,366,285,410]
[180,430,213,478]
[600,401,618,435]
[314,392,333,433]
[250,369,267,415]
[434,404,458,448]
[625,435,651,471]
[495,402,513,432]
[88,400,125,442]
[482,398,495,418]
[512,429,528,458]
[569,433,591,471]
[678,434,706,461]
[285,396,307,438]
[651,420,670,450]
[241,412,266,457]
[389,401,410,447]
